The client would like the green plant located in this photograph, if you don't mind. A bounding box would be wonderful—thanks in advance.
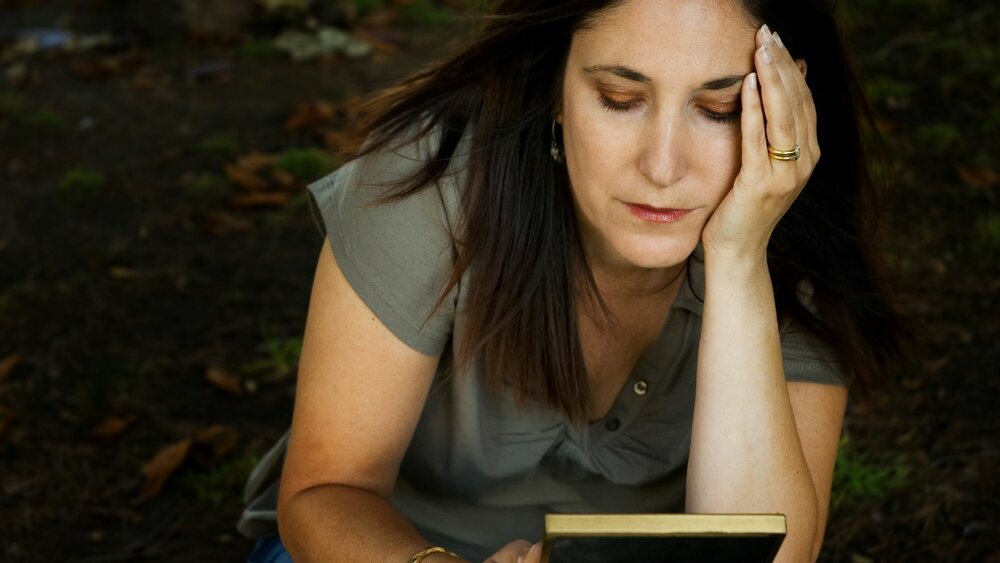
[26,108,66,129]
[913,123,962,155]
[275,148,335,182]
[350,0,384,16]
[240,38,280,60]
[195,133,240,157]
[57,168,105,201]
[831,434,910,509]
[971,213,1000,269]
[181,454,259,507]
[0,93,27,117]
[399,0,454,26]
[183,173,229,203]
[242,336,303,381]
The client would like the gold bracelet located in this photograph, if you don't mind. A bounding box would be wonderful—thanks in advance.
[408,546,461,563]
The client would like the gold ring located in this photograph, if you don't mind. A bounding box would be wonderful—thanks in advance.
[768,144,801,161]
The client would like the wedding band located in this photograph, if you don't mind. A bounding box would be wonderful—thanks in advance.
[768,144,801,161]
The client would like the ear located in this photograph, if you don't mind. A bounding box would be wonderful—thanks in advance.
[795,58,808,79]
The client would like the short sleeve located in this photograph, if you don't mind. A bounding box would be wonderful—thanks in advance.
[305,131,460,357]
[780,321,848,386]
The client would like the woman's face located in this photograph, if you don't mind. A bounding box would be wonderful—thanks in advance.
[560,0,757,272]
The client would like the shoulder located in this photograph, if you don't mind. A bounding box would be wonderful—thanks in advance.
[303,123,472,356]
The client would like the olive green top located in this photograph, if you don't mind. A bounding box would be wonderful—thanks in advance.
[237,128,845,561]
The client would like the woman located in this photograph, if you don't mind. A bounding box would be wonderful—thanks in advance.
[239,1,906,561]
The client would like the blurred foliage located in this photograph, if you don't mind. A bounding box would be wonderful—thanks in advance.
[275,148,336,182]
[57,168,105,202]
[182,173,230,204]
[832,434,910,509]
[180,453,259,507]
[196,133,241,158]
[242,335,303,380]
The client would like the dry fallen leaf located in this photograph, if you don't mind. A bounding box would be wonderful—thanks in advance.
[272,169,297,190]
[192,424,240,461]
[136,437,192,503]
[958,166,999,190]
[0,410,12,440]
[109,266,158,280]
[90,415,136,438]
[284,100,336,131]
[198,211,255,236]
[205,367,243,396]
[321,129,356,156]
[351,29,402,56]
[228,192,291,208]
[0,354,21,382]
[224,163,269,192]
[235,151,277,171]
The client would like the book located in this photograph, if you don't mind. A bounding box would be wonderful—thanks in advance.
[541,513,786,563]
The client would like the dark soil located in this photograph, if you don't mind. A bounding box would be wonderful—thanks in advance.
[0,1,996,562]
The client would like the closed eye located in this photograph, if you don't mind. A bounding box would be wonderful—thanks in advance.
[598,94,642,113]
[702,108,741,125]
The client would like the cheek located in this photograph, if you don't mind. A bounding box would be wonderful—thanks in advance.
[694,128,742,203]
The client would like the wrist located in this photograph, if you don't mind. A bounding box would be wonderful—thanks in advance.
[703,247,769,278]
[408,546,465,563]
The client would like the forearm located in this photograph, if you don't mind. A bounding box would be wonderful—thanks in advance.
[687,252,817,562]
[278,483,467,563]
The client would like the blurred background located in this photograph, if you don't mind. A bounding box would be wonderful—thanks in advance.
[0,0,996,561]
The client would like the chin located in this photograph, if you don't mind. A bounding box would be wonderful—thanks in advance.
[614,234,698,270]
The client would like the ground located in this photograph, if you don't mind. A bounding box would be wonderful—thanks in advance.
[0,1,996,562]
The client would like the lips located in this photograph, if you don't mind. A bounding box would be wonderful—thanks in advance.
[625,202,692,223]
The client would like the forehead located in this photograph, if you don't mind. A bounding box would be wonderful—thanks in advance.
[572,0,757,83]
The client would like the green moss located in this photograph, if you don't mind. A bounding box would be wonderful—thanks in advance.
[26,109,66,129]
[399,0,454,27]
[240,38,280,61]
[57,168,106,201]
[275,148,336,182]
[183,173,229,204]
[350,0,384,16]
[195,133,240,158]
[0,94,28,118]
[971,213,1000,268]
[913,123,962,155]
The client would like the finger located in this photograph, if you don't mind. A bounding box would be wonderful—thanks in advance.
[522,542,542,563]
[740,71,768,179]
[769,34,809,144]
[754,26,798,169]
[485,540,532,563]
[771,32,818,160]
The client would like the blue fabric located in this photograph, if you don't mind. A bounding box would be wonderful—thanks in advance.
[248,536,294,563]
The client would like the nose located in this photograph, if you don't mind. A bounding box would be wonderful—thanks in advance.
[637,115,688,189]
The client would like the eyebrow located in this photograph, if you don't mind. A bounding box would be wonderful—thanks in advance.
[583,64,746,90]
[583,64,651,83]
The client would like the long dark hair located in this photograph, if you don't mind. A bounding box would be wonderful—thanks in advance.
[348,0,906,424]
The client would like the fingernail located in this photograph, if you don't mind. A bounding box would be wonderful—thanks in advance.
[760,45,773,64]
[773,32,785,49]
[761,24,772,41]
[748,72,757,89]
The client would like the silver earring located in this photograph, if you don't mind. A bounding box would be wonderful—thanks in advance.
[550,119,564,164]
